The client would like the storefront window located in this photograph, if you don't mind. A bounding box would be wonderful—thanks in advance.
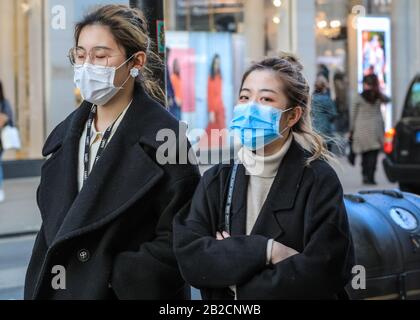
[174,0,245,32]
[0,0,45,161]
[166,0,248,149]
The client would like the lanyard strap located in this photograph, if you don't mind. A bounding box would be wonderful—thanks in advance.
[83,105,118,183]
[224,163,239,233]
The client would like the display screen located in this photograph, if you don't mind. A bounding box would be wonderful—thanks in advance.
[357,17,393,130]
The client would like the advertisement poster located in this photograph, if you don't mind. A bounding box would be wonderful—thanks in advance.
[357,17,392,130]
[166,31,238,149]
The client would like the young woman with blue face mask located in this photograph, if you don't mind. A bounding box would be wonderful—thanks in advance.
[25,5,200,300]
[174,54,355,300]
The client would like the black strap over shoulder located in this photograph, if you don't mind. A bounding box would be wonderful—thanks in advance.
[224,163,239,233]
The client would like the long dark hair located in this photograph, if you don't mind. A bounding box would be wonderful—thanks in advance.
[0,80,4,102]
[210,54,221,79]
[361,74,381,104]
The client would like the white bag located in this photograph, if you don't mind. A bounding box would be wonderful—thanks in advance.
[1,125,22,150]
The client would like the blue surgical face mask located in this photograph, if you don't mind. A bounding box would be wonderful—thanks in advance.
[229,102,293,150]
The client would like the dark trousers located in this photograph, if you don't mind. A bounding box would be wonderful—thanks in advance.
[361,149,379,183]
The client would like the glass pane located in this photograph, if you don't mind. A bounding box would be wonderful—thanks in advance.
[407,81,420,117]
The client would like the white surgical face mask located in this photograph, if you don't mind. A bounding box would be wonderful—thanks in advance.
[74,55,138,106]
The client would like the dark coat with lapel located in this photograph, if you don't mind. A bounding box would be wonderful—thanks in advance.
[24,84,200,300]
[174,138,355,300]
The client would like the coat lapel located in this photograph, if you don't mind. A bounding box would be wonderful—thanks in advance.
[40,84,167,247]
[53,131,164,244]
[38,104,89,246]
[250,138,307,240]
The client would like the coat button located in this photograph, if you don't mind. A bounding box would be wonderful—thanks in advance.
[77,249,90,262]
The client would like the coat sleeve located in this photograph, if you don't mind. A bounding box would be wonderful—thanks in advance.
[110,174,200,300]
[236,166,355,300]
[173,173,270,289]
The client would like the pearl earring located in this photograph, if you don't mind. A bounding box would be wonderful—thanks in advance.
[130,68,139,78]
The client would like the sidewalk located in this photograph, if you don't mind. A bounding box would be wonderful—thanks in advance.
[331,153,398,195]
[0,178,41,236]
[0,154,398,237]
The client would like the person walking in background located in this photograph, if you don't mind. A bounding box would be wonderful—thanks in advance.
[317,64,331,97]
[333,71,350,134]
[311,75,337,151]
[0,80,15,203]
[170,58,183,111]
[351,74,390,185]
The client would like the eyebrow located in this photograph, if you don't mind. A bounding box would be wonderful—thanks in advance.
[76,46,113,51]
[240,88,279,94]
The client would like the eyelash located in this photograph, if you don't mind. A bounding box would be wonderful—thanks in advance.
[261,97,273,102]
[239,96,274,103]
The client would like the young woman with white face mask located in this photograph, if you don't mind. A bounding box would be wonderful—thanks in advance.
[25,5,200,300]
[174,54,355,300]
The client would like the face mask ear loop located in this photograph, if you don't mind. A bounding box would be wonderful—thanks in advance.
[115,54,136,71]
[280,126,290,136]
[116,72,135,91]
[115,55,139,90]
[279,107,296,137]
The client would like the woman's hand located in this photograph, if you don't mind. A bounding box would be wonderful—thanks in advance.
[271,241,299,265]
[216,233,299,264]
[216,231,231,240]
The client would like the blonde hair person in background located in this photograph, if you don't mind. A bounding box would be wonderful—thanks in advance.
[24,5,200,300]
[0,80,15,203]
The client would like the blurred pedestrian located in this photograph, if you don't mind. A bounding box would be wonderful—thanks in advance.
[311,75,337,151]
[24,5,200,300]
[0,80,14,203]
[350,74,390,185]
[165,47,181,120]
[170,58,183,115]
[317,64,331,97]
[333,71,350,134]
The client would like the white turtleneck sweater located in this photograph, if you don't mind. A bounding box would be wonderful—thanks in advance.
[238,133,293,237]
[230,133,293,298]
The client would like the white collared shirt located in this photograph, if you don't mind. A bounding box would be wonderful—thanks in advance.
[77,102,132,191]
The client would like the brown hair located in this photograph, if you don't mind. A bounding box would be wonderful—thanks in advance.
[74,4,165,104]
[240,53,336,165]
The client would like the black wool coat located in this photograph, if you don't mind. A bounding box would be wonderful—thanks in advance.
[174,138,355,300]
[24,84,200,300]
